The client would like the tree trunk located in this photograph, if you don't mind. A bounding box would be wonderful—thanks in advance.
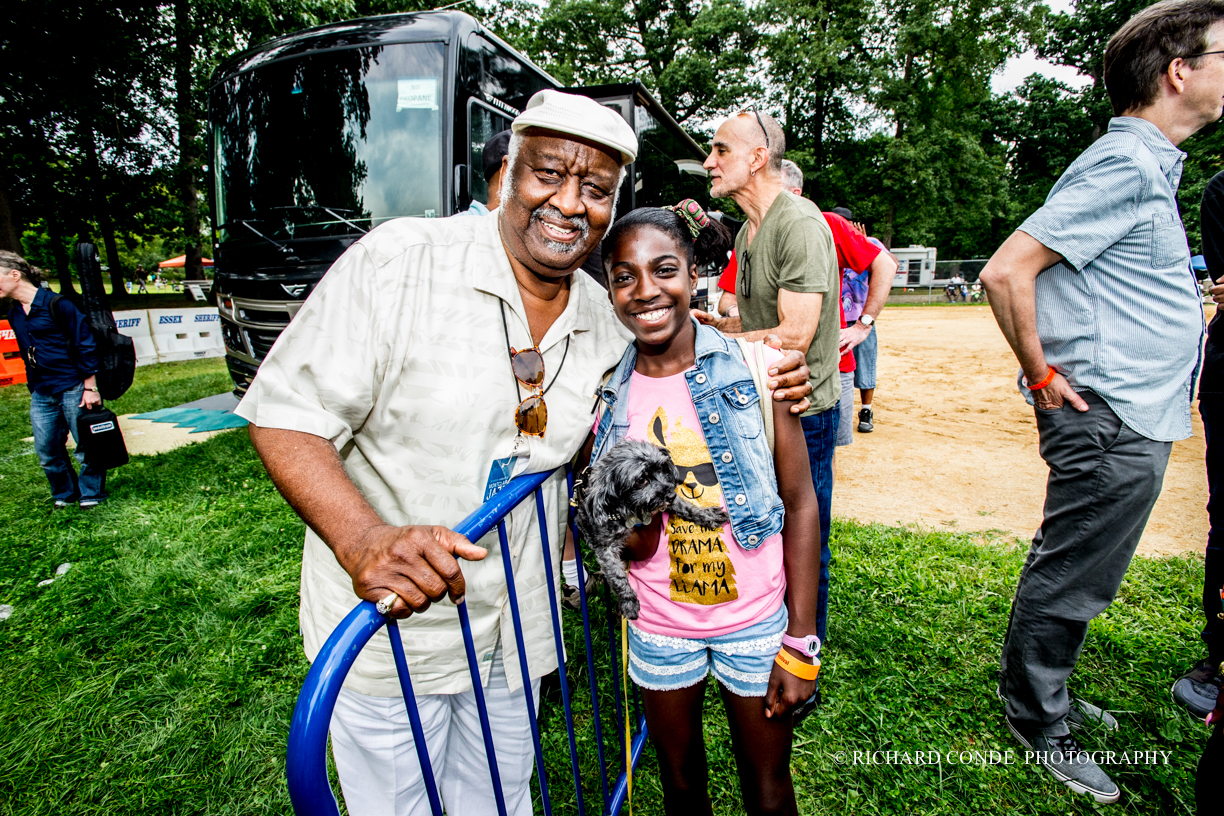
[81,125,128,298]
[0,180,20,253]
[46,213,77,296]
[811,91,827,202]
[175,0,204,281]
[879,52,912,250]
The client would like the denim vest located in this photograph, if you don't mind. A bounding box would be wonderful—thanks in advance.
[590,320,785,549]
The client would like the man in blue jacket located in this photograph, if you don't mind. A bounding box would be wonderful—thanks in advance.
[0,251,107,508]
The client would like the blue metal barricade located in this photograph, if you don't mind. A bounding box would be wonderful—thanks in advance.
[286,467,648,816]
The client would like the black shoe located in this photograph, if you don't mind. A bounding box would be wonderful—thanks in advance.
[561,570,601,612]
[793,688,821,726]
[1005,716,1120,804]
[857,407,874,433]
[1173,659,1222,720]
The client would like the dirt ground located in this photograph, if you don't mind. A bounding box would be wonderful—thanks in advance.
[835,305,1210,558]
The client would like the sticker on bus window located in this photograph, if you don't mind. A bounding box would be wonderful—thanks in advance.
[397,79,438,111]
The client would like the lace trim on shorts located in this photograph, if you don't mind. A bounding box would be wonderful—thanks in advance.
[717,664,772,685]
[630,626,701,651]
[709,632,783,656]
[629,664,707,692]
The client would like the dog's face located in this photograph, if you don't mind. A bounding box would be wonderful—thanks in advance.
[597,439,680,515]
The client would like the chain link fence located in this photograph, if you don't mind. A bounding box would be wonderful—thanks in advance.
[891,259,989,305]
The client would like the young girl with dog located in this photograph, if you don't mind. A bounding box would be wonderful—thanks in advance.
[583,200,821,816]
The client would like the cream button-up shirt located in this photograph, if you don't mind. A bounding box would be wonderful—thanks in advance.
[236,213,631,696]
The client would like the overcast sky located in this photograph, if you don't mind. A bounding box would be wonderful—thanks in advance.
[991,0,1094,95]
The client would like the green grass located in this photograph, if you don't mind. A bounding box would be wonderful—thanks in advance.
[0,359,1212,814]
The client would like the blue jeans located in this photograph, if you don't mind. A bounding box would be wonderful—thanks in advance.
[801,405,838,644]
[30,384,107,503]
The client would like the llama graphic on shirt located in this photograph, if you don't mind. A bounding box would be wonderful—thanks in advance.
[649,407,738,605]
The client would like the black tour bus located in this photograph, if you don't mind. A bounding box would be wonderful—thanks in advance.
[208,11,712,393]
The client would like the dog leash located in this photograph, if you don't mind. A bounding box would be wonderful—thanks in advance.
[622,615,632,816]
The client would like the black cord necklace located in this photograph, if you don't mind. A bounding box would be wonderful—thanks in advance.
[499,300,570,401]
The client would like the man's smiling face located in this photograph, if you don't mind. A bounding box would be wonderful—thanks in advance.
[499,128,623,280]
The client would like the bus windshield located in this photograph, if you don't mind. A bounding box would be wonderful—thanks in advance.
[212,41,445,242]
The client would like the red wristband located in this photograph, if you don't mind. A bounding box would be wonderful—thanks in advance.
[1025,367,1057,391]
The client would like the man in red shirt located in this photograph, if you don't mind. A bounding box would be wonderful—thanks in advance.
[716,162,896,443]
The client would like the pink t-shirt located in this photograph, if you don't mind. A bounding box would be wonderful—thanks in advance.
[618,360,786,639]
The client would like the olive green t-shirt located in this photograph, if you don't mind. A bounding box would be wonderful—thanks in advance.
[733,192,840,414]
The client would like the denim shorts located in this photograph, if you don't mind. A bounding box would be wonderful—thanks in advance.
[627,605,787,697]
[852,326,877,390]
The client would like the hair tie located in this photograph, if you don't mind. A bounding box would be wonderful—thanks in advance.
[663,199,710,238]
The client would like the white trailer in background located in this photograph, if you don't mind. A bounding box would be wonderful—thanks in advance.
[891,245,938,287]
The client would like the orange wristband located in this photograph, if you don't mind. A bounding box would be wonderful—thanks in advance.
[1025,367,1057,391]
[775,648,820,680]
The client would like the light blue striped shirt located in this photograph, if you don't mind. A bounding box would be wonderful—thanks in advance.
[1018,116,1204,442]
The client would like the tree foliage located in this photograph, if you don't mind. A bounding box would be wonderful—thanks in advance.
[5,0,1224,268]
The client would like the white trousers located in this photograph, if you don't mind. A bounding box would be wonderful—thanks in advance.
[329,651,541,816]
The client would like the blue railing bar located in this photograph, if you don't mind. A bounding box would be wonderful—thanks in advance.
[386,621,444,816]
[567,468,611,811]
[453,469,554,543]
[456,598,509,816]
[535,488,587,815]
[286,601,387,816]
[604,579,626,760]
[607,717,649,816]
[496,520,554,816]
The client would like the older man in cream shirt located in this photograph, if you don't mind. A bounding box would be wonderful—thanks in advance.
[238,90,812,815]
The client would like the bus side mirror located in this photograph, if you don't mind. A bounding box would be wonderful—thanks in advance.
[454,164,469,213]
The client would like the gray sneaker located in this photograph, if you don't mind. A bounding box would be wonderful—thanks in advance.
[1172,659,1221,720]
[995,685,1119,731]
[1006,716,1120,804]
[561,570,601,612]
[857,407,874,433]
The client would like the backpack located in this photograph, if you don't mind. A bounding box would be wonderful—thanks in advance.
[47,293,136,402]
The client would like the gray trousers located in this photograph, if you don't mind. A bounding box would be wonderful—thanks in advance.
[1000,390,1171,730]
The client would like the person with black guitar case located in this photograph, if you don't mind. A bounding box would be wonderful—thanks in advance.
[1,249,116,509]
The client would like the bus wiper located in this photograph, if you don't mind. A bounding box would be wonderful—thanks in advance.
[218,219,300,261]
[270,205,369,234]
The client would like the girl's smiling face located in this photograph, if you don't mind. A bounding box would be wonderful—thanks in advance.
[607,224,699,349]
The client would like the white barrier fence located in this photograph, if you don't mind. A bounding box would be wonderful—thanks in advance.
[115,307,224,365]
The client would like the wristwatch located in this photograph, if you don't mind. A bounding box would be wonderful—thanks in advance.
[782,632,822,658]
[859,313,875,328]
[85,386,99,393]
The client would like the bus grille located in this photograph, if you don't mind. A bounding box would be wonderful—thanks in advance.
[245,327,282,360]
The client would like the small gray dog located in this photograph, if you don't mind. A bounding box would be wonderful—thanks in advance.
[575,439,730,619]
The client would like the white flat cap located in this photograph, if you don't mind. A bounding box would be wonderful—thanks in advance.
[512,90,638,165]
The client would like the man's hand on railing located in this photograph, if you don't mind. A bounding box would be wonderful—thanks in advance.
[344,524,488,617]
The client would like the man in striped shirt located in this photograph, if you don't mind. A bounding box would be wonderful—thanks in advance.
[981,0,1224,803]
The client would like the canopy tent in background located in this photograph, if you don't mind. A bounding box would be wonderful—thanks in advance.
[158,255,214,268]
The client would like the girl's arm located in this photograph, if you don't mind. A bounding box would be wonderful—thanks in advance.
[763,395,821,718]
